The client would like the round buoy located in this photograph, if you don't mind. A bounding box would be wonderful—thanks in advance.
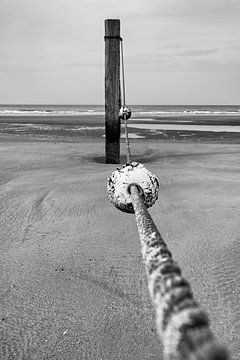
[107,162,159,213]
[119,106,131,120]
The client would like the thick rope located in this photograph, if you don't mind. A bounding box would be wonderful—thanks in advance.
[130,184,230,360]
[120,39,132,164]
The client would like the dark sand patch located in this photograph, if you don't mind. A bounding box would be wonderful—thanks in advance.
[0,115,240,144]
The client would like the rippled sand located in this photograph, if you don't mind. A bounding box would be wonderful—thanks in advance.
[0,136,239,359]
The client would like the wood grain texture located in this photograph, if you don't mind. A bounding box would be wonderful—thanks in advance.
[105,19,121,164]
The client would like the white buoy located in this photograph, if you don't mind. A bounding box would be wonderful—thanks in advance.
[107,162,159,213]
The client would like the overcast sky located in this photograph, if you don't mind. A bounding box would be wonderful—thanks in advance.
[0,0,240,104]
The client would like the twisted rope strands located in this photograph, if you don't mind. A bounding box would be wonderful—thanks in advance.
[130,184,230,360]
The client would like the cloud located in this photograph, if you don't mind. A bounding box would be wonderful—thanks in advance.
[151,0,240,24]
[179,48,219,57]
[188,58,240,73]
[0,0,240,103]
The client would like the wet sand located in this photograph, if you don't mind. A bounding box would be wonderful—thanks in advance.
[1,114,240,143]
[0,125,240,359]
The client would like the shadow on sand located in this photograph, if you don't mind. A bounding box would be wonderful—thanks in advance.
[91,154,160,164]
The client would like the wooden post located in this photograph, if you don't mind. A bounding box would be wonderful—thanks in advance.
[105,19,121,164]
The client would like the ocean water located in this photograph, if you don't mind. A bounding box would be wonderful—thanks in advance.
[0,104,239,140]
[0,104,240,117]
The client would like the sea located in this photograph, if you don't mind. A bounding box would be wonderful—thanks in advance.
[0,104,240,117]
[0,104,239,141]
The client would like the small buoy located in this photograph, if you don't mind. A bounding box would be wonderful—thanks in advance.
[119,106,131,120]
[107,162,159,213]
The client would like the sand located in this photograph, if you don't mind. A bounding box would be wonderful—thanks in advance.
[128,123,240,133]
[0,132,240,359]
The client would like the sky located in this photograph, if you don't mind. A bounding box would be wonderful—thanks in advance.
[0,0,240,105]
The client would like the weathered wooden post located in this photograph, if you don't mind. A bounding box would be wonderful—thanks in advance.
[104,19,121,164]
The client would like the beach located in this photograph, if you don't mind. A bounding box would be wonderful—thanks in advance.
[0,109,240,359]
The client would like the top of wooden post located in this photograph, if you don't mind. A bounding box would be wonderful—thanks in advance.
[105,19,120,37]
